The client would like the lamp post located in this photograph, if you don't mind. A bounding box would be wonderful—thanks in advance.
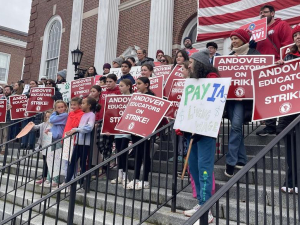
[71,47,83,80]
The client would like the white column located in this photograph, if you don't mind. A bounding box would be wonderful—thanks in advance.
[148,0,174,59]
[94,0,120,74]
[66,0,84,82]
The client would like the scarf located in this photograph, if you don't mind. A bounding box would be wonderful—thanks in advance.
[232,43,250,56]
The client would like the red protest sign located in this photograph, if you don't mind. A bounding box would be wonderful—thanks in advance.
[94,75,103,85]
[252,58,300,121]
[240,17,267,42]
[0,99,7,123]
[186,48,199,56]
[164,65,184,97]
[26,87,55,113]
[132,76,164,98]
[165,79,185,119]
[9,95,36,120]
[101,95,131,134]
[71,77,93,99]
[214,55,274,99]
[154,61,161,67]
[280,44,294,60]
[154,65,172,81]
[115,93,171,137]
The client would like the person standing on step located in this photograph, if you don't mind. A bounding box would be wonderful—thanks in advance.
[136,49,155,67]
[275,25,300,194]
[206,42,221,65]
[256,5,293,137]
[224,29,260,178]
[117,61,135,84]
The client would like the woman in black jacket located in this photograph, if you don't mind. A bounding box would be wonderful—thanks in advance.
[45,79,63,101]
[276,25,300,193]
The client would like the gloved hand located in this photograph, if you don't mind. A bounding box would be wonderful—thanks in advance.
[249,39,257,49]
[175,129,183,136]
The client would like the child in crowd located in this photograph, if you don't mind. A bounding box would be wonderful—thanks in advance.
[64,97,98,186]
[44,100,68,187]
[99,76,107,86]
[111,79,133,186]
[126,77,154,190]
[30,110,53,185]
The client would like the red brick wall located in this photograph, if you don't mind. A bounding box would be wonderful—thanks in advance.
[0,29,27,42]
[83,0,98,13]
[23,0,73,82]
[117,1,151,56]
[0,43,25,85]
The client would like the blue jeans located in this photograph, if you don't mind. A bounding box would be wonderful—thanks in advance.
[187,134,216,205]
[226,101,247,166]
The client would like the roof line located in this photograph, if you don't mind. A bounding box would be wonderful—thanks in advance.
[0,25,28,36]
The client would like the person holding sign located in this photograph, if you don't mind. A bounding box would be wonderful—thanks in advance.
[126,77,154,190]
[274,25,300,193]
[182,50,218,222]
[141,64,154,78]
[45,79,63,101]
[117,61,135,84]
[224,29,260,178]
[111,79,133,186]
[84,66,98,78]
[0,86,12,154]
[173,49,189,69]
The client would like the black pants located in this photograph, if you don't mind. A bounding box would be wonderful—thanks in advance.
[131,135,151,182]
[115,138,130,171]
[65,145,89,185]
[284,133,298,188]
[42,155,48,178]
[265,118,276,132]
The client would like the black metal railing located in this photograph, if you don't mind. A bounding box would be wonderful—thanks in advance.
[185,115,300,225]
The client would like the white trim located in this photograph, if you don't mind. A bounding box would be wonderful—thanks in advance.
[53,4,57,15]
[38,15,63,80]
[172,44,181,49]
[181,17,197,47]
[0,52,11,84]
[119,0,149,11]
[83,7,98,19]
[0,35,26,48]
[21,57,25,80]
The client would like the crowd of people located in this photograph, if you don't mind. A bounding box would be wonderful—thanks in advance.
[0,4,300,224]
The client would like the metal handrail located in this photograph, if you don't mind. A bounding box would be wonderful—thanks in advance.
[185,115,300,225]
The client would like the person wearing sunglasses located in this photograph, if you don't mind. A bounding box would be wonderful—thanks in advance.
[46,79,63,101]
[159,55,173,65]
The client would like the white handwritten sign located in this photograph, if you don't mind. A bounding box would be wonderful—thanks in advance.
[47,148,67,177]
[42,131,52,155]
[174,78,231,138]
[62,135,74,161]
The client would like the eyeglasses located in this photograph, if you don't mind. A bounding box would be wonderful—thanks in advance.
[46,82,51,85]
[159,60,166,63]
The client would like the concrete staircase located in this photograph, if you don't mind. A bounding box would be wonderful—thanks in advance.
[0,124,296,225]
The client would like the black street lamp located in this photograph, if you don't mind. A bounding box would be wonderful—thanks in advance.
[71,47,83,80]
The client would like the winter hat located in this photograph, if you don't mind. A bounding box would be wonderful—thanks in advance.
[292,25,300,39]
[190,49,210,67]
[40,76,47,80]
[230,29,251,44]
[183,37,192,43]
[156,50,164,57]
[103,63,111,70]
[113,57,123,67]
[57,69,67,79]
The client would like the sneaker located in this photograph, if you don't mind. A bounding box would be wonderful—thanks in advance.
[293,187,299,194]
[126,180,139,190]
[192,210,214,224]
[224,164,235,178]
[111,177,122,184]
[136,181,150,190]
[235,162,245,169]
[256,129,275,136]
[281,186,293,193]
[122,179,130,188]
[183,204,200,217]
[36,178,46,185]
[43,181,58,188]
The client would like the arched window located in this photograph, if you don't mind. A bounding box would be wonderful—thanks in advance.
[39,16,62,80]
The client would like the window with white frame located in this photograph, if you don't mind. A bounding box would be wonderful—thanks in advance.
[45,20,62,80]
[0,52,11,84]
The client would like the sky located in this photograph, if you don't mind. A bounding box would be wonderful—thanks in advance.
[0,0,32,33]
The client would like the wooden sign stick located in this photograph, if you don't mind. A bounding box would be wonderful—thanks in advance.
[181,136,194,180]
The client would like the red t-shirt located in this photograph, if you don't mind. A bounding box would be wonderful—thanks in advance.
[63,109,84,137]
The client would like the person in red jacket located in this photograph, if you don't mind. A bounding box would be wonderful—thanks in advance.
[256,5,293,137]
[96,74,121,120]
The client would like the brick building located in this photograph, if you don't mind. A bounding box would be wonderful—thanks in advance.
[24,0,226,83]
[0,26,27,85]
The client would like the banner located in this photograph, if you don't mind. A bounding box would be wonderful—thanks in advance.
[57,82,71,103]
[174,78,231,138]
[71,77,93,99]
[101,95,131,134]
[0,99,7,123]
[164,65,184,97]
[9,95,36,120]
[132,76,164,98]
[154,65,173,81]
[252,58,300,121]
[214,55,274,99]
[26,87,55,113]
[94,75,103,85]
[115,93,171,137]
[240,18,267,42]
[280,43,294,60]
[165,79,185,119]
[110,66,142,80]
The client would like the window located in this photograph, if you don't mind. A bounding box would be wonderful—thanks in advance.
[45,21,62,80]
[0,52,10,84]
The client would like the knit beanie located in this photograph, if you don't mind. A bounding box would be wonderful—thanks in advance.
[292,25,300,39]
[183,37,192,43]
[113,57,123,67]
[57,69,67,79]
[103,63,111,70]
[230,29,251,44]
[190,49,210,66]
[156,50,164,58]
